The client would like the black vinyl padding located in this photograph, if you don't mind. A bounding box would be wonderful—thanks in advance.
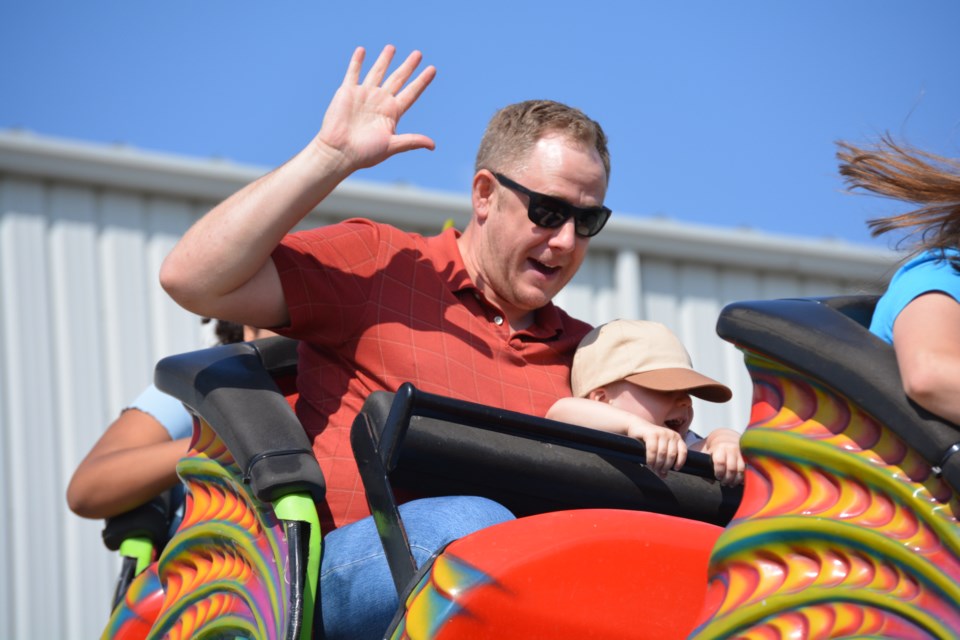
[155,336,325,503]
[154,334,741,526]
[356,388,742,527]
[716,295,960,491]
[102,491,173,551]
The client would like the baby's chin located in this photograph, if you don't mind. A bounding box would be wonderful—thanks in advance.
[664,412,692,435]
[664,417,685,431]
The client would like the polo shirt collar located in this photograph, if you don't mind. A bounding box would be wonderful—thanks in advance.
[426,228,565,338]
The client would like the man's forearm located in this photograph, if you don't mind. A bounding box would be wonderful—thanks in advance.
[159,142,350,325]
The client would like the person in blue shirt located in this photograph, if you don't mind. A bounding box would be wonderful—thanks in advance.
[66,320,270,520]
[838,135,960,424]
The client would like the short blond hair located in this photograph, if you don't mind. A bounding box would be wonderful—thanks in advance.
[475,100,610,180]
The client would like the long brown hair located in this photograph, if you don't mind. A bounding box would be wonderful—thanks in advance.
[837,134,960,256]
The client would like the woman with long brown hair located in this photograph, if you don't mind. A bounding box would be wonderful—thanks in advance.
[838,135,960,424]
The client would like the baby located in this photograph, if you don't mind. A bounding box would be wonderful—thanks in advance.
[547,319,744,485]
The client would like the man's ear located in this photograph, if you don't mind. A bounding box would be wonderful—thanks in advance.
[472,171,496,223]
[586,387,608,403]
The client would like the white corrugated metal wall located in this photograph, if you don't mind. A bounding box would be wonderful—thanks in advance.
[0,131,896,639]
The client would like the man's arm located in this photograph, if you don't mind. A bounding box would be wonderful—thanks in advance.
[159,45,437,327]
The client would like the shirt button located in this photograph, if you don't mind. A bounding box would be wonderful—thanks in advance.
[493,315,504,326]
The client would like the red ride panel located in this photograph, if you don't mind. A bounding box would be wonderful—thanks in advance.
[396,509,723,640]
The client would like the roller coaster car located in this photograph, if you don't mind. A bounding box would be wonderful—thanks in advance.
[101,294,960,639]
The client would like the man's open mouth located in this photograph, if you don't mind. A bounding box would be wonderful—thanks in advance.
[529,259,561,276]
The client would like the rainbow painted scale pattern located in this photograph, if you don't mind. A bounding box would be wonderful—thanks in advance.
[390,553,491,640]
[103,418,292,640]
[691,353,960,639]
[100,565,166,639]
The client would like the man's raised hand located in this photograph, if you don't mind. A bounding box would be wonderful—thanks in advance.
[314,45,437,171]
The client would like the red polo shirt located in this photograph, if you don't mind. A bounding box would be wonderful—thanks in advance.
[272,218,591,530]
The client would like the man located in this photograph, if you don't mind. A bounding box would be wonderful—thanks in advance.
[160,45,611,639]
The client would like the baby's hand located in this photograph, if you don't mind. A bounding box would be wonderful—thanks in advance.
[700,429,744,486]
[627,421,687,478]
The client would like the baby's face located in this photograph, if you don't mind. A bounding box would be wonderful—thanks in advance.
[604,380,693,436]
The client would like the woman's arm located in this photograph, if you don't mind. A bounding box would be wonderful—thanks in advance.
[892,292,960,424]
[546,397,686,477]
[66,409,189,519]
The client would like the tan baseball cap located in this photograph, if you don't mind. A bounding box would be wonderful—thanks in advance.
[571,319,732,403]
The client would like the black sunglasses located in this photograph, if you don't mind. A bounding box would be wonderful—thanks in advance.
[492,172,611,238]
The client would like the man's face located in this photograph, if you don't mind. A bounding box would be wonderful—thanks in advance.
[471,133,608,327]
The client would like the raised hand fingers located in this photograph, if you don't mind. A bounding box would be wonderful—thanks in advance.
[342,45,436,112]
[395,62,436,113]
[379,49,436,115]
[342,46,366,86]
[361,44,397,88]
[382,49,423,94]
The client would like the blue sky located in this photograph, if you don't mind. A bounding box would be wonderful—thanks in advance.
[3,1,959,247]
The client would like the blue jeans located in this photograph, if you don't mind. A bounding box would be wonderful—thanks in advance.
[318,496,514,640]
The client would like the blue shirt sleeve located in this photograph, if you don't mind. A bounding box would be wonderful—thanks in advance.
[126,383,194,440]
[869,250,960,344]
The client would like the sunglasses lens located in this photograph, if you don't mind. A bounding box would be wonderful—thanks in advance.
[530,203,610,237]
[531,203,568,229]
[575,209,608,237]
